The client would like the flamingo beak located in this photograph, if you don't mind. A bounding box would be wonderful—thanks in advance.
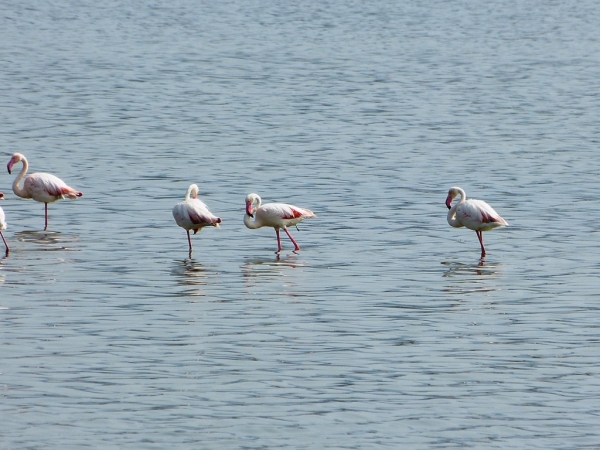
[7,162,12,175]
[0,192,4,200]
[245,202,254,218]
[445,195,452,209]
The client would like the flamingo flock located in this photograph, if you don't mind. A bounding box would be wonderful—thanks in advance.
[0,153,510,259]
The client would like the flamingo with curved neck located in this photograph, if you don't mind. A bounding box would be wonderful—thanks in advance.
[446,186,508,257]
[172,184,222,256]
[0,192,9,255]
[244,193,316,253]
[7,153,83,231]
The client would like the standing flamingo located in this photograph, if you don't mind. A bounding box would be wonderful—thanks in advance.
[244,193,316,253]
[446,186,508,257]
[172,184,222,256]
[0,192,9,255]
[7,153,83,231]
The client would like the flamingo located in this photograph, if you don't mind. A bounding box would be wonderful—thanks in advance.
[0,192,9,255]
[7,153,83,231]
[172,184,222,256]
[446,186,508,257]
[244,193,316,253]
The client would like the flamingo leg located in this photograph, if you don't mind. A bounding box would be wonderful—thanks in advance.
[0,231,9,255]
[186,230,193,256]
[275,228,282,253]
[476,230,486,257]
[44,203,49,231]
[283,227,301,252]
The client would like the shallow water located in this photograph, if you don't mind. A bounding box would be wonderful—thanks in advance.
[2,0,600,448]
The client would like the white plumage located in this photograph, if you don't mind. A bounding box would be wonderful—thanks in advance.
[173,184,221,255]
[446,186,507,257]
[7,152,83,231]
[0,192,9,254]
[244,193,316,253]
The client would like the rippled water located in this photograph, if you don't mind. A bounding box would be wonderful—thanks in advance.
[2,0,600,448]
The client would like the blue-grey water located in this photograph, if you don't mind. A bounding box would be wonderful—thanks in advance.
[1,1,600,448]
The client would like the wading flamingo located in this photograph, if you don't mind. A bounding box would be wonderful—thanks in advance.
[7,153,83,231]
[172,184,222,256]
[446,186,508,257]
[244,193,316,253]
[0,192,9,255]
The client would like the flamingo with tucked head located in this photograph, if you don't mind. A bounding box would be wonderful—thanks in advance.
[244,193,316,253]
[7,153,83,231]
[172,184,222,256]
[0,192,9,255]
[446,186,508,257]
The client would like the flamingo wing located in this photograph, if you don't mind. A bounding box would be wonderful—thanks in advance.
[256,203,315,227]
[457,199,507,230]
[185,199,221,227]
[24,173,82,202]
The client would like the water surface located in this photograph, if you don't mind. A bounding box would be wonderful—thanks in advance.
[1,0,600,448]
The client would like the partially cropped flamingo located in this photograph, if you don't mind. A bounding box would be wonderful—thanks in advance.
[244,193,316,253]
[0,192,9,255]
[172,184,222,256]
[7,153,83,231]
[446,186,508,257]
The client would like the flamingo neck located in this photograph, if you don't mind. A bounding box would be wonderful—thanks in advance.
[447,188,466,228]
[243,212,263,229]
[252,195,262,211]
[11,156,30,199]
[184,184,200,201]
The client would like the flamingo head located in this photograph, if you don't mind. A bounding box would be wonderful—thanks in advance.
[7,153,24,175]
[446,187,460,209]
[245,193,261,218]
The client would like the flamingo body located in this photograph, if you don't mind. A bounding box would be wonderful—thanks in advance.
[0,192,8,254]
[173,184,221,255]
[22,173,82,203]
[244,193,316,253]
[446,186,507,257]
[7,153,83,230]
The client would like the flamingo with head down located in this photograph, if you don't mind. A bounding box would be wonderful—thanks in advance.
[7,153,83,231]
[0,192,9,255]
[244,193,316,253]
[172,184,222,256]
[446,186,508,257]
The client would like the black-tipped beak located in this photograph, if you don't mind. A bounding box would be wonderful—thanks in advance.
[246,212,254,218]
[446,204,451,210]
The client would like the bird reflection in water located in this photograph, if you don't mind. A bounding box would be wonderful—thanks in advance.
[441,258,502,295]
[15,230,79,251]
[241,254,305,293]
[171,258,213,297]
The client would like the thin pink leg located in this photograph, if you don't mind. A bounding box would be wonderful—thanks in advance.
[476,230,486,257]
[44,203,48,231]
[0,231,9,255]
[283,227,300,252]
[275,228,282,253]
[186,230,193,256]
